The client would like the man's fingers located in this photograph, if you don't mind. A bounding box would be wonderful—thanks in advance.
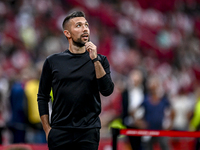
[86,44,94,52]
[85,41,94,47]
[86,45,92,50]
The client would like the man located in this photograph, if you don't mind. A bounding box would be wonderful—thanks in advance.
[122,69,145,150]
[135,75,175,150]
[37,11,114,150]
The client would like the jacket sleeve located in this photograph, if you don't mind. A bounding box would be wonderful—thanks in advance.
[37,58,52,116]
[97,55,114,96]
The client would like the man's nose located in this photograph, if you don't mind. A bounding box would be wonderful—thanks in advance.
[83,25,89,31]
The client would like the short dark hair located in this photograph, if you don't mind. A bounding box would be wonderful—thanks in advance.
[62,11,85,30]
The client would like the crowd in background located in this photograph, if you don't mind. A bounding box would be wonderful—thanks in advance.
[0,0,200,149]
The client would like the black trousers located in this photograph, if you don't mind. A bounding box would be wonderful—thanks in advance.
[195,138,200,150]
[128,136,142,150]
[0,127,3,144]
[48,128,100,150]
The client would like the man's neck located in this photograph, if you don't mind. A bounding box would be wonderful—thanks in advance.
[68,44,86,54]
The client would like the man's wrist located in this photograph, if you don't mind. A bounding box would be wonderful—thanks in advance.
[92,56,99,63]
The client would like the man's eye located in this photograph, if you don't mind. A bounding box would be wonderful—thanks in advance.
[77,24,81,27]
[85,24,89,27]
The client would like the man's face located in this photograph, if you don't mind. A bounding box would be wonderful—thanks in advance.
[148,77,159,94]
[69,17,90,47]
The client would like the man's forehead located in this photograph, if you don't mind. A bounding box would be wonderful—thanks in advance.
[70,17,87,24]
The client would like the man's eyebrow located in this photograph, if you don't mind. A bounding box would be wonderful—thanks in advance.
[75,21,89,25]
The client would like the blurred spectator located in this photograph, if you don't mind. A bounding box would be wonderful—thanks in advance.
[156,22,181,50]
[8,69,29,143]
[0,92,3,144]
[0,66,9,144]
[170,87,194,131]
[169,86,195,149]
[189,86,200,150]
[24,62,46,143]
[122,69,145,150]
[135,75,175,150]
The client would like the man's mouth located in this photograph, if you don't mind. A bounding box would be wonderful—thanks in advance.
[81,34,89,40]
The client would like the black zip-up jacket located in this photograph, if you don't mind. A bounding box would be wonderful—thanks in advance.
[37,49,114,129]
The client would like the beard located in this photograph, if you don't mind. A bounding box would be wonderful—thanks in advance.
[72,36,90,47]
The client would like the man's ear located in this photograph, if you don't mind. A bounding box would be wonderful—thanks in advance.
[63,30,71,38]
